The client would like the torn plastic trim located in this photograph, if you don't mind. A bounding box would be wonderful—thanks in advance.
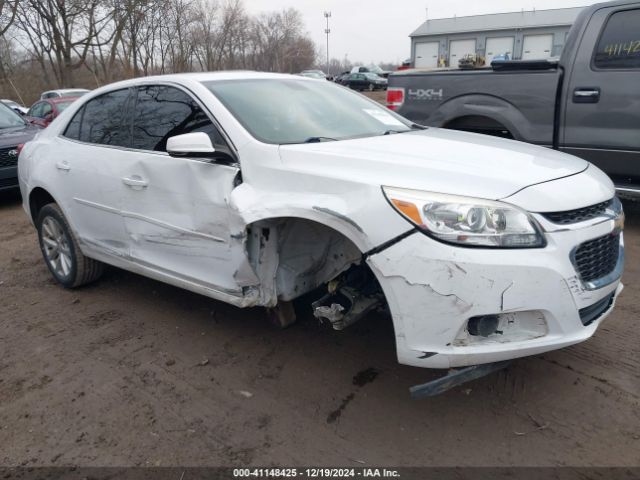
[410,360,511,398]
[363,228,417,259]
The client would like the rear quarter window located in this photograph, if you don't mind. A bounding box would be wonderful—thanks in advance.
[594,8,640,69]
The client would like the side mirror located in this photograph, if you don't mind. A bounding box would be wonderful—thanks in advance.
[167,132,215,157]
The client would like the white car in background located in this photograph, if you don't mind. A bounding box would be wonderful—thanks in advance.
[39,89,90,100]
[18,72,624,373]
[1,99,29,115]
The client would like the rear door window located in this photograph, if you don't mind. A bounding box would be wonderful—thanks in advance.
[132,85,228,153]
[74,89,131,147]
[594,9,640,69]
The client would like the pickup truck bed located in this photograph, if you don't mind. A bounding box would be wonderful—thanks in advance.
[390,67,560,146]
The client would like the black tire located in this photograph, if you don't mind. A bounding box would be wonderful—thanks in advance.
[36,203,103,288]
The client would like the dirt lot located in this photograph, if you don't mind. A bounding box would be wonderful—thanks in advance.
[1,188,639,467]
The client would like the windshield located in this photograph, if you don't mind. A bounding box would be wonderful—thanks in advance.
[204,79,412,144]
[0,102,25,128]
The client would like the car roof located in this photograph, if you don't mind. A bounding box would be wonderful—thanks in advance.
[93,71,315,91]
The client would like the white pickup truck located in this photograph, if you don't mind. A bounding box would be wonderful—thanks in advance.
[18,72,624,379]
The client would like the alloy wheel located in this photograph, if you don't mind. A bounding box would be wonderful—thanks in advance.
[41,216,73,278]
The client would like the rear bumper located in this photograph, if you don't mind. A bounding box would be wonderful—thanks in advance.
[367,217,624,369]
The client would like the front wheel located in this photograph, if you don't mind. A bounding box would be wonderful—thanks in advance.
[36,203,103,288]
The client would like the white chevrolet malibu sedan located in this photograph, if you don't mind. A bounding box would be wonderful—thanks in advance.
[18,72,624,371]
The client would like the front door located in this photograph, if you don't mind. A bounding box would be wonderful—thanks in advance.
[562,6,640,186]
[119,84,246,294]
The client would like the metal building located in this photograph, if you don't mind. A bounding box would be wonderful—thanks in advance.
[410,7,585,68]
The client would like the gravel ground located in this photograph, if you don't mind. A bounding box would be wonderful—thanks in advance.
[1,182,639,467]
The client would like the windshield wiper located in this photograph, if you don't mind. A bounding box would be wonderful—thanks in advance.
[382,124,427,136]
[303,136,338,143]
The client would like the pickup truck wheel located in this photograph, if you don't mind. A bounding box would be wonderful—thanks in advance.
[36,203,104,288]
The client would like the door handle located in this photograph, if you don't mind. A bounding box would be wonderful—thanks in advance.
[573,88,600,103]
[55,161,70,171]
[122,176,148,188]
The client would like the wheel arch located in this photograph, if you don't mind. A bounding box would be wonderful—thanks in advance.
[243,214,369,304]
[28,186,57,224]
[430,93,530,140]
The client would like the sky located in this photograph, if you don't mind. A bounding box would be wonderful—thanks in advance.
[242,0,590,65]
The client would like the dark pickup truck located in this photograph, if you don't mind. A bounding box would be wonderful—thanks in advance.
[387,0,640,197]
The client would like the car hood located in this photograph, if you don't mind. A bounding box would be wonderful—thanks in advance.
[0,123,41,147]
[279,128,588,200]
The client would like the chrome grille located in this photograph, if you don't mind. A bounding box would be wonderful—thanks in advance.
[543,200,612,225]
[573,233,620,283]
[0,146,19,168]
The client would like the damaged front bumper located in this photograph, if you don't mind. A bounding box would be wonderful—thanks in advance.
[366,217,624,369]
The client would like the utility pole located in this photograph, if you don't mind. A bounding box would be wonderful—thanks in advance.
[324,11,331,77]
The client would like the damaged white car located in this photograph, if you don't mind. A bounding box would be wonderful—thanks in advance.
[19,72,624,374]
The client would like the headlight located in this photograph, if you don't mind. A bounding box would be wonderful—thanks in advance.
[383,187,545,248]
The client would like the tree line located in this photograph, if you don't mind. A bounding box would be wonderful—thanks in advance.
[0,0,318,104]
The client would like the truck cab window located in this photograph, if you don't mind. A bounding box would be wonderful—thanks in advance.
[594,9,640,69]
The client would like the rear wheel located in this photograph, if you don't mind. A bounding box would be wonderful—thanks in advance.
[36,203,103,288]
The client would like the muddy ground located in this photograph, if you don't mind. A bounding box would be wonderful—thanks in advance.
[1,194,639,467]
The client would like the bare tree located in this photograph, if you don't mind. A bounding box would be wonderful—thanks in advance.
[0,0,18,80]
[1,0,319,103]
[16,0,115,86]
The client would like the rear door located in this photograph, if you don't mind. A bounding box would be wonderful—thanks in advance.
[562,5,640,186]
[349,74,364,89]
[56,88,133,257]
[120,84,245,294]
